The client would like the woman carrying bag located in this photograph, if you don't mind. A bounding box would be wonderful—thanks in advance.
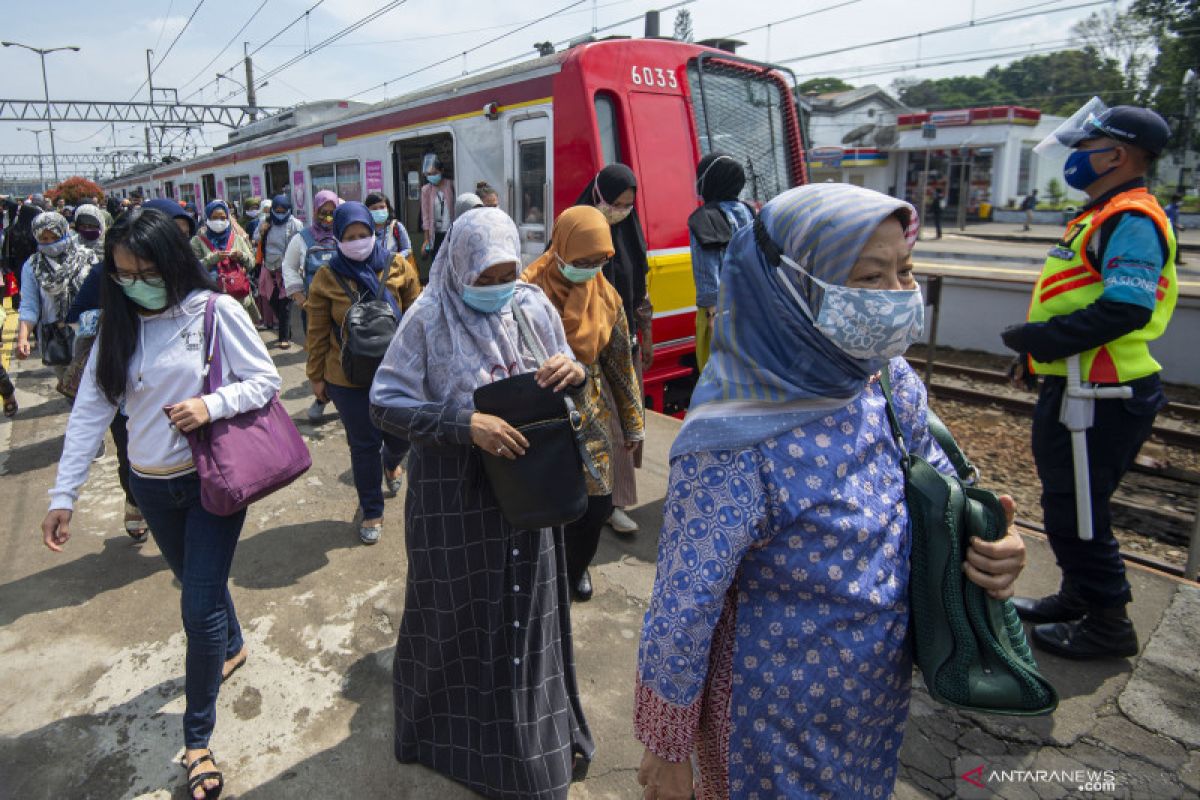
[41,207,282,800]
[521,205,644,601]
[305,201,421,545]
[370,208,594,799]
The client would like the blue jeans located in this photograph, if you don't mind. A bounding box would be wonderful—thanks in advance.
[326,382,408,520]
[129,471,246,749]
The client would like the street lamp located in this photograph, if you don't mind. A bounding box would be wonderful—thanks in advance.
[17,126,48,193]
[2,41,81,184]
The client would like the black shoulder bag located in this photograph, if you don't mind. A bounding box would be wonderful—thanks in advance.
[879,370,1058,716]
[472,304,589,530]
[327,260,398,386]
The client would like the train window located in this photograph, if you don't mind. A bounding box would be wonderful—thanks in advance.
[518,140,546,226]
[594,94,622,165]
[686,61,793,205]
[225,175,254,214]
[263,160,289,197]
[310,159,362,202]
[179,182,197,208]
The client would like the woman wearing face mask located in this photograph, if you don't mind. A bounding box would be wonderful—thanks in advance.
[72,203,108,255]
[15,212,96,378]
[370,208,594,800]
[365,191,413,262]
[419,156,455,262]
[634,185,1028,800]
[255,194,305,348]
[283,191,341,367]
[41,208,281,800]
[574,164,651,537]
[521,206,645,602]
[305,201,421,544]
[687,153,755,372]
[190,200,259,325]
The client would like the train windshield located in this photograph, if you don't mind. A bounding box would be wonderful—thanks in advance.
[686,57,798,205]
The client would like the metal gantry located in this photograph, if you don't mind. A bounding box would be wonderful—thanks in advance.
[0,99,276,128]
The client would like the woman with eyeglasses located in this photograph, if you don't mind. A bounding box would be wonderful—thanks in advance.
[521,206,645,601]
[41,207,281,800]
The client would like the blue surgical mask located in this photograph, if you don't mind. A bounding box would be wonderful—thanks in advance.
[777,254,925,360]
[38,235,70,258]
[120,278,169,310]
[558,256,605,284]
[462,282,515,313]
[271,211,289,223]
[427,174,443,186]
[1063,147,1117,191]
[370,208,390,225]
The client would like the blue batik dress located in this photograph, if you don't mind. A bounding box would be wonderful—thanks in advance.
[635,359,954,799]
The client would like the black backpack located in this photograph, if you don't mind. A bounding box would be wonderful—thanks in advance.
[327,261,399,386]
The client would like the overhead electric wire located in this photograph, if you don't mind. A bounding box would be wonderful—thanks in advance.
[719,0,864,41]
[777,0,1111,65]
[128,0,208,101]
[344,0,591,101]
[176,0,273,92]
[181,0,327,103]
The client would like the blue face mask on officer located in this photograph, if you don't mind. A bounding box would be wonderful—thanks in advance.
[1063,146,1118,191]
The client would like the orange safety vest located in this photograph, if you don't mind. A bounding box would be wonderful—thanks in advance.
[1026,188,1177,384]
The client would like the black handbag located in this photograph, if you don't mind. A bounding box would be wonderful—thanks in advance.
[327,261,399,387]
[472,304,589,530]
[41,322,75,367]
[880,370,1058,716]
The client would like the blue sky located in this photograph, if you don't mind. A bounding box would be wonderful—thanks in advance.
[0,0,1120,173]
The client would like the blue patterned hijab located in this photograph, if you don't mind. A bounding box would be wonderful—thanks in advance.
[671,184,917,459]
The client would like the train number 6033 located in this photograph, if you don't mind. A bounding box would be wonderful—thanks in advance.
[630,65,678,89]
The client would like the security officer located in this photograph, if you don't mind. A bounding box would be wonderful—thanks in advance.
[1001,105,1177,661]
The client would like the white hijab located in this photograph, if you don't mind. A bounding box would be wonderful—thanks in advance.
[370,208,572,410]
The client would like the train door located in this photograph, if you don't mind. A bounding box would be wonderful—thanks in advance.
[263,160,289,198]
[511,116,550,263]
[391,132,454,282]
[200,173,216,206]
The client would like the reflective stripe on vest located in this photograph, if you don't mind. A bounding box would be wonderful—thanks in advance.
[1026,187,1178,384]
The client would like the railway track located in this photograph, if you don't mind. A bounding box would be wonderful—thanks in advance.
[907,356,1200,450]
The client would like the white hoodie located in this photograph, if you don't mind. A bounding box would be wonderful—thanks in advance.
[49,290,281,511]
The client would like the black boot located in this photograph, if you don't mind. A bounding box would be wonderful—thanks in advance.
[572,569,593,603]
[1031,606,1139,660]
[1012,588,1087,624]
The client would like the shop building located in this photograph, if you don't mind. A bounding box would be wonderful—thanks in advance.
[800,85,907,193]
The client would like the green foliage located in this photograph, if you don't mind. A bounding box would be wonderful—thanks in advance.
[893,50,1124,115]
[673,9,693,42]
[46,176,104,207]
[1045,178,1066,206]
[798,77,855,95]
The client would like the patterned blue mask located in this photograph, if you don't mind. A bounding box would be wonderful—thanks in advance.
[778,254,925,360]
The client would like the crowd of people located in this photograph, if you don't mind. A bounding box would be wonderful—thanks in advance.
[0,101,1179,800]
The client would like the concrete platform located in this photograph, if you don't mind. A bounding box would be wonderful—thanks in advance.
[0,345,1197,799]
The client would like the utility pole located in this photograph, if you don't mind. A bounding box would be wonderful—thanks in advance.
[2,41,81,184]
[1179,69,1197,194]
[18,127,47,193]
[244,42,258,122]
[146,49,156,163]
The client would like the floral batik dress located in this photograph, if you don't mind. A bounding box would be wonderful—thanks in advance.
[635,358,953,799]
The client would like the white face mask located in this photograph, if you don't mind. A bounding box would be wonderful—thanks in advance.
[776,253,925,361]
[207,219,230,234]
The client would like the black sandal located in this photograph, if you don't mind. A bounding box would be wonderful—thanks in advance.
[184,751,224,799]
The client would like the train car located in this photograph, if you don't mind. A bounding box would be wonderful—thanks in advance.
[104,35,808,413]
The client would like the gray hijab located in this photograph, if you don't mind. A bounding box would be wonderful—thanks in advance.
[370,208,572,410]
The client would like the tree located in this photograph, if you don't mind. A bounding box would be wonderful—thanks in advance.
[798,77,855,95]
[985,49,1125,115]
[674,9,694,42]
[1045,177,1066,207]
[1130,0,1200,154]
[46,176,104,207]
[1072,7,1159,101]
[893,75,1007,109]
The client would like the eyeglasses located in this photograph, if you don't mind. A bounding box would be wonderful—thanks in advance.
[109,270,165,287]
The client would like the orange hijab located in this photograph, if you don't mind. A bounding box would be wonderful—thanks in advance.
[521,206,621,364]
